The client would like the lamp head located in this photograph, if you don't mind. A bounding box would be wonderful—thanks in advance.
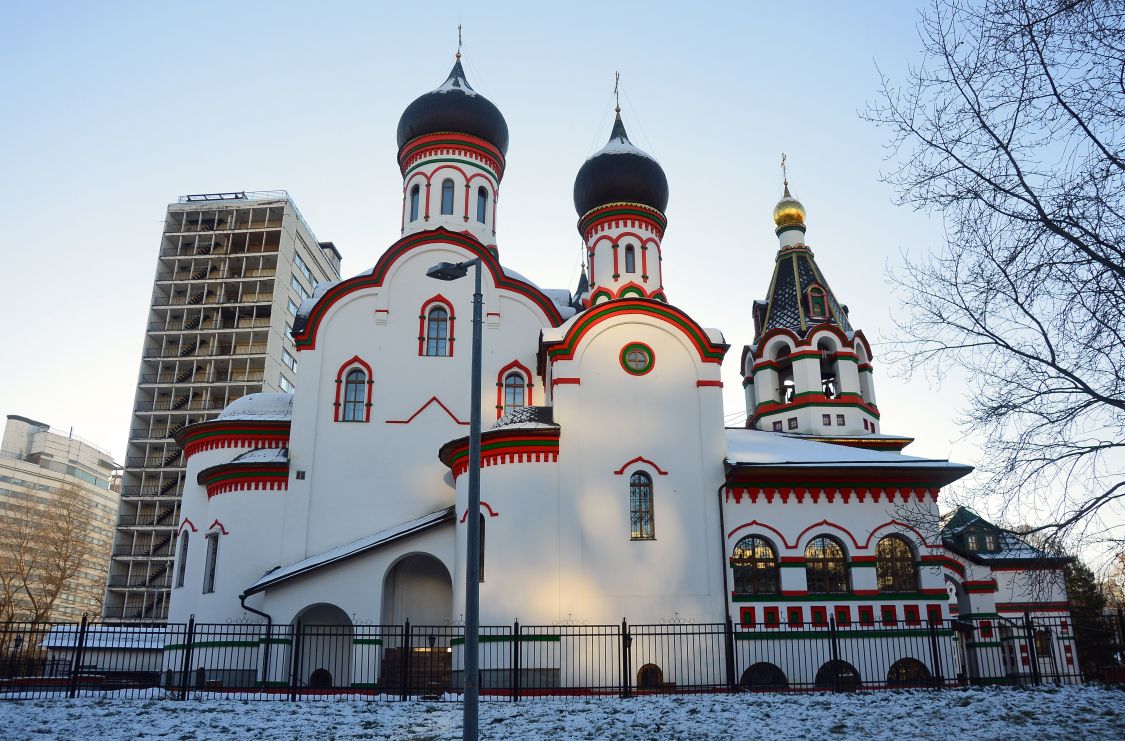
[426,261,469,281]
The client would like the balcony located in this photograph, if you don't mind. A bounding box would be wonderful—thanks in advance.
[112,545,174,558]
[137,369,265,385]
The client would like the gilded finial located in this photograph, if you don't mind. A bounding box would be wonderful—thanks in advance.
[456,24,462,60]
[614,72,621,115]
[781,152,790,197]
[773,153,806,229]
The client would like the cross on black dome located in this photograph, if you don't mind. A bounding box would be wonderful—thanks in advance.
[397,60,510,156]
[573,112,669,217]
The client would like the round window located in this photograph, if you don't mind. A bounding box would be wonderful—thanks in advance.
[620,342,655,375]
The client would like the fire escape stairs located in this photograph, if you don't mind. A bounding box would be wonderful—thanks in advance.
[190,266,211,280]
[173,365,201,383]
[169,392,193,411]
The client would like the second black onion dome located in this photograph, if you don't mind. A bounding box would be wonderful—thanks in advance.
[397,60,510,156]
[573,112,669,216]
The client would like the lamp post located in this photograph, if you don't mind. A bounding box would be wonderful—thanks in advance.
[426,257,483,740]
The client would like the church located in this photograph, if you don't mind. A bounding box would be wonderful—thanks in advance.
[165,55,1072,691]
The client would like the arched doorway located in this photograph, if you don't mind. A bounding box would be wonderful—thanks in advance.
[292,603,353,690]
[637,663,663,690]
[380,553,453,694]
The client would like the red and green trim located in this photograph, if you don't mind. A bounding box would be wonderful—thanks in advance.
[545,299,728,365]
[294,229,565,350]
[755,393,881,419]
[996,601,1070,613]
[578,202,666,239]
[964,579,999,594]
[439,428,560,478]
[398,132,505,181]
[197,462,289,498]
[177,420,290,459]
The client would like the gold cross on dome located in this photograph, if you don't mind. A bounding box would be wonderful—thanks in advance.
[781,152,789,189]
[614,71,620,113]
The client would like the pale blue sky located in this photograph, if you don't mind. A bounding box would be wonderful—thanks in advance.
[0,3,965,473]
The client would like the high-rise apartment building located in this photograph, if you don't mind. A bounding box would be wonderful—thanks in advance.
[104,191,341,621]
[1,415,121,623]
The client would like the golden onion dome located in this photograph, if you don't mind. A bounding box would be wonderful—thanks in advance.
[772,185,806,228]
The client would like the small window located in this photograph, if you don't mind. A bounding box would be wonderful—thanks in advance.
[343,369,366,421]
[294,252,312,281]
[476,186,488,223]
[772,421,783,432]
[290,275,310,301]
[624,245,636,273]
[808,286,828,319]
[279,375,294,394]
[503,372,526,412]
[174,532,189,588]
[787,418,798,430]
[967,533,980,550]
[202,533,219,593]
[440,179,455,215]
[426,307,449,356]
[822,414,832,425]
[282,350,297,372]
[409,184,420,221]
[629,472,655,540]
[620,343,654,375]
[836,414,845,426]
[287,299,300,317]
[983,533,999,551]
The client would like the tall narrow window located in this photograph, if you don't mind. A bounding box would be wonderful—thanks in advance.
[808,286,828,319]
[426,307,449,356]
[479,513,486,582]
[174,532,189,588]
[440,179,454,215]
[629,472,655,540]
[202,533,219,594]
[805,536,849,594]
[503,372,526,412]
[732,536,780,594]
[624,245,636,273]
[343,369,366,421]
[409,185,420,222]
[476,186,488,223]
[876,535,918,593]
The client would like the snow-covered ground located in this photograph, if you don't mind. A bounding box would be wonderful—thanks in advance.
[2,686,1123,739]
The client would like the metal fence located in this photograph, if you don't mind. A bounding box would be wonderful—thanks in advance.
[1,611,1121,701]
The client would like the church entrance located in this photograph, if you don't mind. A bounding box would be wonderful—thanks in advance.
[291,603,353,690]
[379,553,453,694]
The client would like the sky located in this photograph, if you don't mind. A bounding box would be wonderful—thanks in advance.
[3,1,1110,557]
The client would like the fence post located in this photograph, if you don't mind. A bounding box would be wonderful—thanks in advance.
[1023,612,1041,686]
[829,616,841,692]
[927,619,945,689]
[724,615,737,692]
[68,613,89,699]
[511,620,521,703]
[288,620,303,702]
[400,620,410,702]
[177,615,196,700]
[620,618,633,699]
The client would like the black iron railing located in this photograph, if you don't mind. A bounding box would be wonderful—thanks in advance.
[0,612,1120,701]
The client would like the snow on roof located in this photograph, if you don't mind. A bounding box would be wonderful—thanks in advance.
[231,447,288,465]
[590,138,658,162]
[297,279,343,318]
[725,428,969,470]
[244,507,455,595]
[217,393,294,422]
[501,266,576,319]
[41,626,165,651]
[491,406,557,430]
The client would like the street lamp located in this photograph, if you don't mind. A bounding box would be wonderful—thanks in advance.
[426,258,483,740]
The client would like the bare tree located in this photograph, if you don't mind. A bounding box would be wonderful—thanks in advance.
[866,0,1125,549]
[0,485,99,625]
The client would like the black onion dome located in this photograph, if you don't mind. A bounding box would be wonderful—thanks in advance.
[396,60,509,156]
[573,113,669,216]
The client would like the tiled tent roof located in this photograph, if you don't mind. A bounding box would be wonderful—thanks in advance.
[939,506,1069,564]
[756,248,852,341]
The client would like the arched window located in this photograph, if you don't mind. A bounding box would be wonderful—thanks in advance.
[503,372,526,412]
[440,179,455,215]
[624,244,636,273]
[629,472,654,540]
[805,536,849,594]
[409,184,420,222]
[342,368,366,422]
[175,532,189,588]
[876,535,918,593]
[818,339,840,399]
[732,536,780,594]
[202,532,219,594]
[476,186,488,223]
[426,307,449,356]
[773,345,795,404]
[887,658,931,687]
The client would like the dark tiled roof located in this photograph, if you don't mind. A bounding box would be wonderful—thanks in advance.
[491,406,556,429]
[940,506,1068,564]
[755,247,852,341]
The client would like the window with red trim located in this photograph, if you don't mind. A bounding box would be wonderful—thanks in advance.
[881,605,897,626]
[787,606,803,628]
[926,604,943,624]
[810,606,828,627]
[740,607,756,628]
[834,606,851,627]
[807,285,828,319]
[858,605,875,626]
[763,606,780,628]
[903,604,921,625]
[502,371,526,413]
[342,369,367,422]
